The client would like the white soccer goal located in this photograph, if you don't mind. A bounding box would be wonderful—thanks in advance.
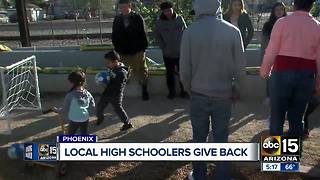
[0,55,42,135]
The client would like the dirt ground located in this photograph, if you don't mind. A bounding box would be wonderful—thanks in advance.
[0,94,319,180]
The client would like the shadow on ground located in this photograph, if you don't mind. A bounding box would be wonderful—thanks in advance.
[307,161,320,179]
[0,95,318,180]
[102,110,189,142]
[0,112,118,147]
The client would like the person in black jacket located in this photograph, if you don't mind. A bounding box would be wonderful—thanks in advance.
[261,2,287,104]
[224,0,254,49]
[96,51,133,131]
[261,2,287,60]
[112,0,150,101]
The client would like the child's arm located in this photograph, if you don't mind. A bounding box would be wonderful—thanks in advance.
[110,69,126,85]
[89,92,96,111]
[59,93,72,119]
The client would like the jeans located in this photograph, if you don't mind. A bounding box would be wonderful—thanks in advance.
[270,71,315,136]
[163,57,185,95]
[68,120,89,135]
[96,93,129,124]
[190,93,232,180]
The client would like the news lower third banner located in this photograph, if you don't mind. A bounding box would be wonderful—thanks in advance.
[58,143,260,161]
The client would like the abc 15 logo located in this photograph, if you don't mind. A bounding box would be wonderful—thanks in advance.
[261,136,300,156]
[38,144,56,157]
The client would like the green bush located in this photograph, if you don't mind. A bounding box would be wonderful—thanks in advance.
[311,2,320,17]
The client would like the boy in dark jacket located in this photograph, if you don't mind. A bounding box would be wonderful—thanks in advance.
[96,50,133,131]
[112,0,150,101]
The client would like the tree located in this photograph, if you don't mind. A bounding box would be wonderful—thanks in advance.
[7,0,49,8]
[29,0,50,9]
[0,0,5,9]
[311,1,320,17]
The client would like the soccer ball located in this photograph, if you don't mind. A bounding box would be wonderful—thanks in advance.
[7,143,24,160]
[95,71,111,85]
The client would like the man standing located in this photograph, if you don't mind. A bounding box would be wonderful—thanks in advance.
[112,0,150,100]
[180,0,246,179]
[155,1,188,99]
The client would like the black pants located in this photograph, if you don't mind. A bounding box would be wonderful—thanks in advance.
[163,57,185,95]
[68,120,89,135]
[304,96,319,131]
[96,93,129,124]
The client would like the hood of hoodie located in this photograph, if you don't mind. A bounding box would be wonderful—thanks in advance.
[71,89,92,107]
[194,0,221,18]
[160,11,177,21]
[64,89,94,122]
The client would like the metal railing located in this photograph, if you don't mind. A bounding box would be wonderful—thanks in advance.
[1,0,116,48]
[0,0,299,48]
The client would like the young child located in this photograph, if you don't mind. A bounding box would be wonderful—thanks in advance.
[96,50,133,131]
[57,71,95,135]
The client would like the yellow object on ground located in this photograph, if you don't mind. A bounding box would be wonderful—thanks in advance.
[0,44,12,52]
[38,66,260,76]
[40,67,84,74]
[80,44,114,51]
[85,67,108,74]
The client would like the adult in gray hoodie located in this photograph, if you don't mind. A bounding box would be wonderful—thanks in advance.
[180,0,246,179]
[155,1,188,99]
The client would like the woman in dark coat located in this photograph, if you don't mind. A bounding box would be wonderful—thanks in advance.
[261,2,287,104]
[224,0,254,49]
[261,2,287,60]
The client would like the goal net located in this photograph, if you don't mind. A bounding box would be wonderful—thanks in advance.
[0,55,42,135]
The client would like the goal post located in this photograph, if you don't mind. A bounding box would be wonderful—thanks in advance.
[0,55,42,135]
